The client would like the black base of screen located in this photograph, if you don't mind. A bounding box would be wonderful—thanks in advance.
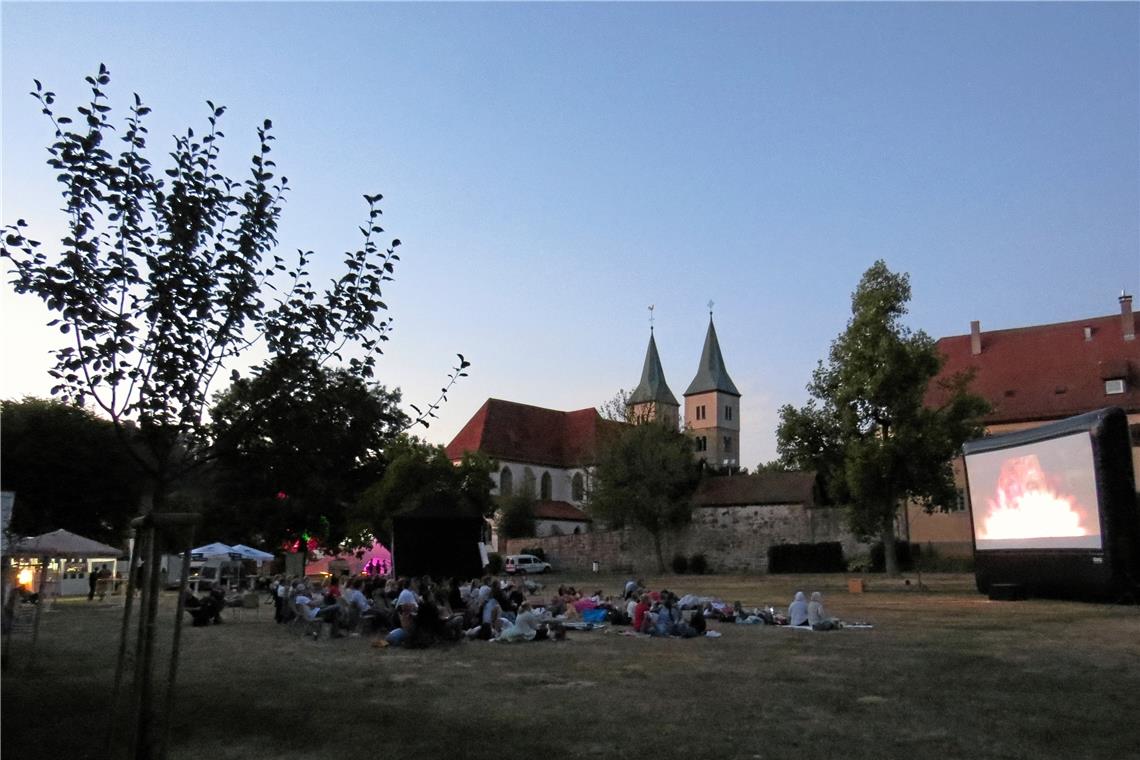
[975,549,1118,601]
[987,583,1026,601]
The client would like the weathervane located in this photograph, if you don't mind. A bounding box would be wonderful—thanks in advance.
[648,304,655,331]
[708,299,715,317]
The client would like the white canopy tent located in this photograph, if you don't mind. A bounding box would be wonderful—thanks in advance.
[5,529,125,667]
[190,542,239,560]
[229,544,274,562]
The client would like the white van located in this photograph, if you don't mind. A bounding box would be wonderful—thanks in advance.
[504,554,552,575]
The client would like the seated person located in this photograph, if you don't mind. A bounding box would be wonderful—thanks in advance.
[787,591,810,627]
[475,595,503,640]
[807,591,839,630]
[498,601,554,642]
[632,594,652,633]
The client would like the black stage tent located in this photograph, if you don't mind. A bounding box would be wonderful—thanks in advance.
[391,498,484,580]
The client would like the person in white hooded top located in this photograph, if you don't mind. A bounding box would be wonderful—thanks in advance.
[808,591,839,629]
[787,591,809,626]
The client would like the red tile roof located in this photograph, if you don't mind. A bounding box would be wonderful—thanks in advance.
[693,471,818,507]
[927,312,1140,425]
[533,500,591,522]
[445,398,625,468]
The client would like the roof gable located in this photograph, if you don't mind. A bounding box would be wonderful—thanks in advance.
[533,500,591,522]
[693,471,817,507]
[927,312,1140,423]
[446,399,624,467]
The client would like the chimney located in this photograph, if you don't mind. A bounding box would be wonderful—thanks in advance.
[1121,292,1135,341]
[970,320,982,355]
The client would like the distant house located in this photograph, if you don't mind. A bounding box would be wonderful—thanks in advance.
[445,398,622,545]
[909,294,1140,555]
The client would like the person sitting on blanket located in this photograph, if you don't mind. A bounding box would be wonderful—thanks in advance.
[787,591,810,627]
[498,601,554,642]
[808,592,840,630]
[632,593,652,633]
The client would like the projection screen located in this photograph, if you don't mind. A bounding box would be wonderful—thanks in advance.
[966,432,1102,551]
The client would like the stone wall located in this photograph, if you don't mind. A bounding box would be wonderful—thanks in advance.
[503,503,869,574]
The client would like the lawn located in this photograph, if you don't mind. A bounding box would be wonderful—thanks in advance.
[3,573,1138,760]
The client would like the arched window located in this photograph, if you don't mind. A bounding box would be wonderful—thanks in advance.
[499,467,513,496]
[540,471,552,500]
[522,467,537,497]
[571,472,585,502]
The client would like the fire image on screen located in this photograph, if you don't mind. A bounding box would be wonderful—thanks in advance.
[966,433,1101,550]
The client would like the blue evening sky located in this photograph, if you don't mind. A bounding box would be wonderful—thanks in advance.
[3,2,1138,466]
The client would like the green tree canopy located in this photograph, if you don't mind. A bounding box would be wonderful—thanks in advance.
[0,65,467,515]
[0,397,145,544]
[353,437,496,544]
[776,260,988,576]
[496,492,538,540]
[590,421,701,572]
[206,355,408,550]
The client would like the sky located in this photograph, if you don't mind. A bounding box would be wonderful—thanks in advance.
[2,1,1138,468]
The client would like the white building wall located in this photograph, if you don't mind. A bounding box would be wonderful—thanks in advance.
[492,459,591,506]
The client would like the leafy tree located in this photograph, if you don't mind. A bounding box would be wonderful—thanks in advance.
[205,355,409,550]
[0,66,469,756]
[598,388,633,422]
[354,437,495,543]
[0,64,466,516]
[776,261,988,576]
[0,397,144,544]
[590,420,701,572]
[496,492,537,540]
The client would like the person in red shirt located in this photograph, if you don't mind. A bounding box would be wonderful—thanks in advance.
[632,593,652,633]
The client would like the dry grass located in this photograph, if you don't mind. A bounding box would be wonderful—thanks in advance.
[3,573,1139,760]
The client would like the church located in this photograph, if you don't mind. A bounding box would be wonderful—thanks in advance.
[446,315,853,569]
[445,314,745,529]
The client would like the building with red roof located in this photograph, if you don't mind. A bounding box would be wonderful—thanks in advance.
[907,294,1139,553]
[445,398,622,537]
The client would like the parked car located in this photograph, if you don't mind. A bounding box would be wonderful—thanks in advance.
[504,554,551,574]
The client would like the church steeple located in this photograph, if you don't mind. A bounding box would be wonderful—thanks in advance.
[684,311,740,467]
[684,316,740,397]
[627,324,680,428]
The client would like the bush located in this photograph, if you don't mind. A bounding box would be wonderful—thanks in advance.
[486,552,503,574]
[520,547,546,561]
[671,553,689,574]
[689,553,708,574]
[869,540,919,572]
[767,542,846,573]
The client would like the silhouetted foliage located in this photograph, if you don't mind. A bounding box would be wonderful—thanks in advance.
[0,397,144,544]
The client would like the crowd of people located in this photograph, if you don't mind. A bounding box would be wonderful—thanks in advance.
[249,572,848,645]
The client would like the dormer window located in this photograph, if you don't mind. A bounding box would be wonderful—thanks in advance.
[1105,378,1125,395]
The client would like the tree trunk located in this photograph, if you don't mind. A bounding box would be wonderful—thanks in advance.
[651,532,666,574]
[881,518,900,578]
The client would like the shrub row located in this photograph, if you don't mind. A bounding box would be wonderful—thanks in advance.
[671,553,710,574]
[767,542,846,573]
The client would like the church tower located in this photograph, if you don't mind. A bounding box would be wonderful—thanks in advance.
[627,327,680,428]
[684,313,740,467]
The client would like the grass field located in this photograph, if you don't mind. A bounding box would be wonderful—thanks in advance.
[3,573,1139,760]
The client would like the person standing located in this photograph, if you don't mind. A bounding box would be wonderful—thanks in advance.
[87,566,100,601]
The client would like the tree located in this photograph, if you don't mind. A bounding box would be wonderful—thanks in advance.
[598,388,633,422]
[590,420,701,572]
[205,355,409,550]
[496,492,538,540]
[0,397,145,544]
[1,64,467,516]
[776,261,988,576]
[0,66,468,758]
[353,437,496,544]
